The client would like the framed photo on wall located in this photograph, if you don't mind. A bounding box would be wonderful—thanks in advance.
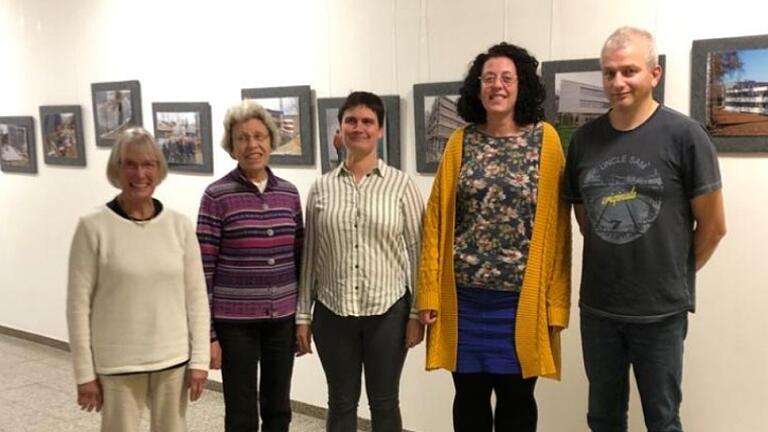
[691,34,768,152]
[413,81,467,174]
[242,85,314,166]
[317,95,401,173]
[541,55,666,150]
[152,102,213,174]
[39,105,86,166]
[0,116,37,174]
[91,80,142,147]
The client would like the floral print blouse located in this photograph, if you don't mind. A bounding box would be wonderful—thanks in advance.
[453,123,543,292]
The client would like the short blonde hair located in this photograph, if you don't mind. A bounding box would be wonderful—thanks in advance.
[601,26,658,68]
[221,100,281,153]
[106,126,168,188]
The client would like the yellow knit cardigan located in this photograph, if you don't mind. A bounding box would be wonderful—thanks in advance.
[416,122,571,379]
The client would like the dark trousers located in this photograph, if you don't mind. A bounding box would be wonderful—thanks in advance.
[313,296,409,432]
[581,311,688,432]
[451,372,538,432]
[216,318,296,432]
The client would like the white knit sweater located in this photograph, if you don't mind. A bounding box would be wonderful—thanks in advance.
[66,206,210,384]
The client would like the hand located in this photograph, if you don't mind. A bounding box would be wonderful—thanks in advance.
[210,341,222,370]
[186,368,208,402]
[296,324,313,356]
[76,379,102,412]
[405,318,425,349]
[418,309,438,325]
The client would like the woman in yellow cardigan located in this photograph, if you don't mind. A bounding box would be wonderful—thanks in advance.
[417,42,571,432]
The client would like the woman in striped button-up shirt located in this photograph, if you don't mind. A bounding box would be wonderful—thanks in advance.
[196,101,304,432]
[296,91,424,432]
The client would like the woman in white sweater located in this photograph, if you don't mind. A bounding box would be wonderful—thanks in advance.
[66,127,210,432]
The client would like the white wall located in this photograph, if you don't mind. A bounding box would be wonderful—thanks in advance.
[1,0,767,430]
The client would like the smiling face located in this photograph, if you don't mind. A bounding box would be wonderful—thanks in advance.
[601,37,661,115]
[230,118,272,181]
[340,105,383,159]
[118,143,159,203]
[480,56,519,120]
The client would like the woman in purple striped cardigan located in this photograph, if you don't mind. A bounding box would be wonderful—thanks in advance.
[196,100,304,432]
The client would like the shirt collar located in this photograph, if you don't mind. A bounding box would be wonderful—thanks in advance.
[231,166,277,190]
[335,158,387,178]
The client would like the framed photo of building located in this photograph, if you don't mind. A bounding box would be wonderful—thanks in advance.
[0,116,37,174]
[39,105,86,166]
[317,95,401,173]
[152,102,213,174]
[413,81,467,173]
[91,80,142,147]
[242,85,314,166]
[542,55,666,149]
[691,34,768,152]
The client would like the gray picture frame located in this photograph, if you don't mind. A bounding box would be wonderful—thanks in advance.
[91,80,143,147]
[691,34,768,153]
[0,116,37,174]
[317,95,401,173]
[152,102,213,174]
[39,105,86,167]
[241,85,314,166]
[413,81,466,173]
[542,55,666,149]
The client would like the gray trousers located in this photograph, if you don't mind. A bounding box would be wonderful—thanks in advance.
[313,296,409,432]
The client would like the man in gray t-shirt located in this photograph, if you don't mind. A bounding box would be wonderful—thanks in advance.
[564,27,726,431]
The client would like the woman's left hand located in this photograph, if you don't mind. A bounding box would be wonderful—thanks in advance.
[186,368,208,402]
[405,318,425,349]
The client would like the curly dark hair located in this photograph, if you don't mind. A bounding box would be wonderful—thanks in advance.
[457,42,545,126]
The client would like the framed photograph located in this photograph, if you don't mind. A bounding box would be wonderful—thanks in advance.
[542,55,666,149]
[317,95,401,173]
[0,116,37,174]
[242,85,314,166]
[413,81,468,174]
[39,105,86,166]
[152,102,213,174]
[692,34,768,152]
[91,80,142,147]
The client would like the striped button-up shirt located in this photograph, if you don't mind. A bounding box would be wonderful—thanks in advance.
[297,160,424,324]
[197,167,303,340]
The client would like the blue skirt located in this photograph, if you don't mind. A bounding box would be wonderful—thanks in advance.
[455,286,520,374]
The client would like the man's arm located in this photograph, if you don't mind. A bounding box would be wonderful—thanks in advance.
[573,204,587,236]
[691,189,726,271]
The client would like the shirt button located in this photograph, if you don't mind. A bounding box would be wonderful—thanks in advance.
[355,264,359,269]
[267,229,274,236]
[263,203,270,210]
[267,258,275,265]
[354,244,358,248]
[354,286,359,290]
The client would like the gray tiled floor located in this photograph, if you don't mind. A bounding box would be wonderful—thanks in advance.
[0,333,328,431]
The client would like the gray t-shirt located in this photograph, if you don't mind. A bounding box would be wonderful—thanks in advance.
[564,105,721,322]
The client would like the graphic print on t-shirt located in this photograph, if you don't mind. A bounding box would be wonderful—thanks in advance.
[582,154,662,244]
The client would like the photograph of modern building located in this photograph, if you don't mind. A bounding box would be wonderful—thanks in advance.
[706,47,768,136]
[554,71,609,146]
[424,95,466,164]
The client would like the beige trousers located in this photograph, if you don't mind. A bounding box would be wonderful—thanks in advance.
[99,364,187,432]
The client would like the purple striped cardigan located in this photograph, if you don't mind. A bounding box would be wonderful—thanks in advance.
[196,167,303,340]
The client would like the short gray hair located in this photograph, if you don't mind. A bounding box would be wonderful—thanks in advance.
[221,100,281,153]
[601,26,658,68]
[106,126,168,188]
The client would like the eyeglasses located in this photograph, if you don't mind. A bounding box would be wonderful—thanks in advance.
[235,133,270,144]
[479,73,518,86]
[121,160,159,171]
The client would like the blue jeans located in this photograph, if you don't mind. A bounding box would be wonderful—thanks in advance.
[580,311,688,432]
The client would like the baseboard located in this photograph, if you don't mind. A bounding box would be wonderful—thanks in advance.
[0,324,407,432]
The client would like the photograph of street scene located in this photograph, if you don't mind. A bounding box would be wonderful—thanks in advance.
[248,96,302,156]
[42,112,80,160]
[554,71,609,147]
[155,111,204,167]
[705,47,768,136]
[0,122,32,169]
